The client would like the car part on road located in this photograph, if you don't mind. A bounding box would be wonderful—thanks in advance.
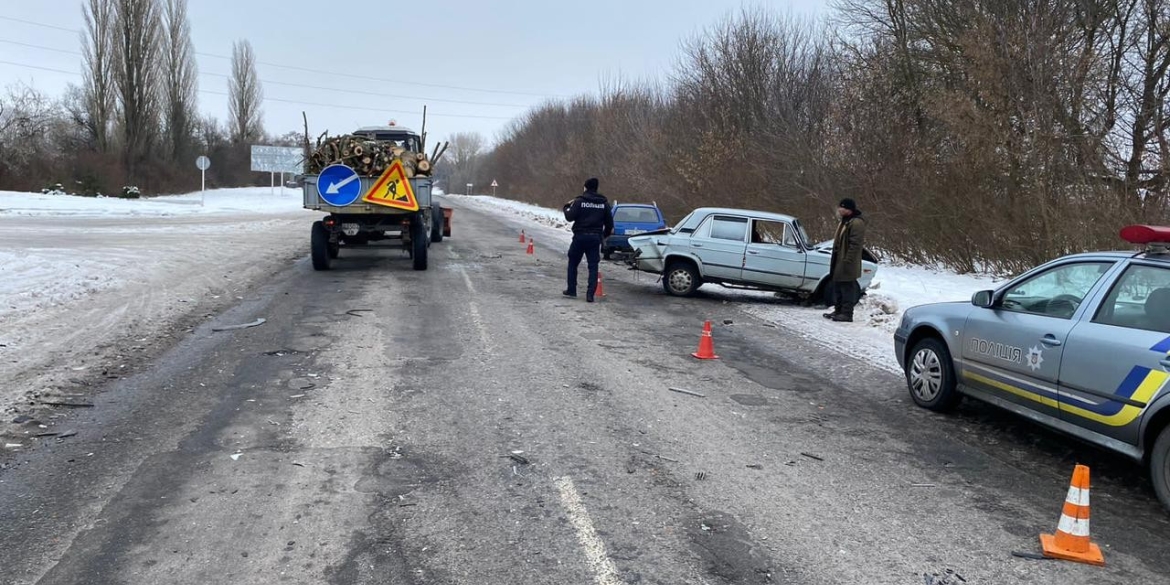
[211,318,267,332]
[905,337,961,411]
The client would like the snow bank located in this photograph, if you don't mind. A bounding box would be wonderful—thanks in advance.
[0,187,304,217]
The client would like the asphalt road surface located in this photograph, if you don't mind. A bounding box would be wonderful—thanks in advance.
[2,201,1168,585]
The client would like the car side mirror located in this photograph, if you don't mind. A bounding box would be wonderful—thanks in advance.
[971,290,994,308]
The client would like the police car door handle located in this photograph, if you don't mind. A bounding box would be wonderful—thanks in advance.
[692,243,704,248]
[1040,336,1062,348]
[747,250,759,255]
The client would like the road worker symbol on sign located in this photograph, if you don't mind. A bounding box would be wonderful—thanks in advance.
[362,160,419,211]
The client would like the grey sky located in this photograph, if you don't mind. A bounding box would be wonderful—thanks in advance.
[1,0,826,148]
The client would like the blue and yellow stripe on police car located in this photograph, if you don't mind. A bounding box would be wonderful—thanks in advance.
[962,341,1170,428]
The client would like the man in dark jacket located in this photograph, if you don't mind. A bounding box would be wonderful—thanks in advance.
[825,198,867,322]
[562,177,614,302]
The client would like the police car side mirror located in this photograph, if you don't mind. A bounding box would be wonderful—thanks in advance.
[972,290,994,308]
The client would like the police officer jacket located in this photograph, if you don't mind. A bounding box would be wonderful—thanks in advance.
[563,191,614,238]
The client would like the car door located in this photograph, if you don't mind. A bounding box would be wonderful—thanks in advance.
[690,215,748,281]
[742,219,807,289]
[959,261,1114,419]
[1059,262,1170,446]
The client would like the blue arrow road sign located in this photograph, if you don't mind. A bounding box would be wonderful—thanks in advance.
[317,164,361,206]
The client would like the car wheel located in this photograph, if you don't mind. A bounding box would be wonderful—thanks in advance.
[905,337,961,411]
[1151,425,1170,512]
[662,262,701,297]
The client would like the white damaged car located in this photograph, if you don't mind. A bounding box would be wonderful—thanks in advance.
[625,207,878,299]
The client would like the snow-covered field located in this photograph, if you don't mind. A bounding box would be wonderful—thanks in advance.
[449,195,1006,373]
[0,188,316,413]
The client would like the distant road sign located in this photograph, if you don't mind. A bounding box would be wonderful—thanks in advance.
[317,164,362,206]
[491,179,499,187]
[250,145,303,173]
[195,155,210,170]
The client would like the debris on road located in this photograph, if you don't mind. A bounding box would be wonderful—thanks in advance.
[507,453,530,465]
[288,378,316,391]
[923,569,967,584]
[911,483,937,488]
[211,318,266,332]
[12,415,37,424]
[668,387,706,398]
[695,471,707,480]
[746,464,763,469]
[4,443,22,449]
[345,309,374,317]
[292,462,306,467]
[58,430,77,438]
[289,394,305,399]
[230,453,242,461]
[722,319,734,325]
[1011,551,1053,560]
[40,399,94,408]
[800,452,824,462]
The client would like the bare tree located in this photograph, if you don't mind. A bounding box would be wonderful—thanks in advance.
[81,0,115,152]
[228,40,263,144]
[161,0,197,162]
[112,0,163,179]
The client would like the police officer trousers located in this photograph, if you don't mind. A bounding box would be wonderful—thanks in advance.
[566,232,602,296]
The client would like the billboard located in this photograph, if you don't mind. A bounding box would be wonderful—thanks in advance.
[250,145,304,174]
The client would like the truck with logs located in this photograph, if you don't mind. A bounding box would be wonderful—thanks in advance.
[301,122,452,271]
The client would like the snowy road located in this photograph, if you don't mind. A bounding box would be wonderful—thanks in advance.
[0,195,1168,584]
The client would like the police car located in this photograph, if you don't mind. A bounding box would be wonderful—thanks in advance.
[894,225,1170,510]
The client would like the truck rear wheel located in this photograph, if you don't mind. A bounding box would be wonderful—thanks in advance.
[311,221,332,271]
[412,214,428,271]
[430,203,444,242]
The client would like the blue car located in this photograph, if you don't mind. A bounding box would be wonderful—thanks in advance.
[603,203,668,260]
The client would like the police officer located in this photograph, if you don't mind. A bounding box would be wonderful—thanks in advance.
[562,177,614,302]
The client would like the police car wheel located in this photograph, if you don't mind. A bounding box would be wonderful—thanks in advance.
[906,337,960,412]
[1151,425,1170,511]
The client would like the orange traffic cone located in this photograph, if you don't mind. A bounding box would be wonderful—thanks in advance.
[1040,464,1105,566]
[595,272,606,298]
[519,229,526,243]
[526,237,534,255]
[692,320,719,359]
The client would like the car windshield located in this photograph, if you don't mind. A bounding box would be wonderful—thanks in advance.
[671,211,696,234]
[792,219,811,248]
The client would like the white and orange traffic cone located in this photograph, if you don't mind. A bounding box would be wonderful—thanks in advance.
[691,320,719,360]
[526,237,534,255]
[519,229,526,243]
[1040,464,1105,566]
[596,272,605,298]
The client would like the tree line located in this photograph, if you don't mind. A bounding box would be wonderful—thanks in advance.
[0,0,268,196]
[467,2,1170,274]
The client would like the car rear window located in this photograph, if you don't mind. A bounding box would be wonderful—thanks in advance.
[614,207,660,223]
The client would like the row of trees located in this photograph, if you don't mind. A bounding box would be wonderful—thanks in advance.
[0,0,266,195]
[472,2,1170,274]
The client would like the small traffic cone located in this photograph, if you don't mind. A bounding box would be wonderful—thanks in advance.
[519,229,526,243]
[691,320,719,360]
[1040,464,1105,566]
[595,272,606,298]
[526,237,534,255]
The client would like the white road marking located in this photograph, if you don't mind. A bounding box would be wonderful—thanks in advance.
[458,267,491,351]
[554,476,625,585]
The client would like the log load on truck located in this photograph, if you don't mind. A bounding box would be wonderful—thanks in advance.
[301,122,452,271]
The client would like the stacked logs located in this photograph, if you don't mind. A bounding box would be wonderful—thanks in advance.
[306,133,448,178]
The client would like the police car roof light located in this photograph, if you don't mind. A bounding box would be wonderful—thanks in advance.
[1120,225,1170,254]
